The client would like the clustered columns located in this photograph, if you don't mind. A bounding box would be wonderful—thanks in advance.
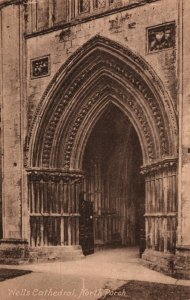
[141,158,177,254]
[27,170,84,248]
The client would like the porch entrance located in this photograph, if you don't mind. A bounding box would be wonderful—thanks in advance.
[81,105,145,255]
[27,36,177,266]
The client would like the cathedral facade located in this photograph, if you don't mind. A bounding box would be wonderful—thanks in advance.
[0,0,189,278]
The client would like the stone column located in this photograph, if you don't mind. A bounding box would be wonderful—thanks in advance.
[0,3,27,264]
[27,169,84,262]
[141,158,177,274]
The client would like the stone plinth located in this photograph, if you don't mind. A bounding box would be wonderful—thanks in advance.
[28,245,84,263]
[174,246,190,279]
[0,239,29,264]
[142,249,174,275]
[0,240,84,264]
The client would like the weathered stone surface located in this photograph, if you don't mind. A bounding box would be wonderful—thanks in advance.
[0,239,29,264]
[173,247,190,279]
[28,245,84,263]
[142,249,174,275]
[0,240,84,264]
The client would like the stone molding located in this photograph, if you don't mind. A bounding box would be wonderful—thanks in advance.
[144,213,177,217]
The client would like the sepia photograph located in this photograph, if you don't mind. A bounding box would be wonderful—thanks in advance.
[0,0,189,299]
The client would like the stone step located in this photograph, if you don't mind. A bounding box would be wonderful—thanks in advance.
[28,245,84,263]
[28,254,85,264]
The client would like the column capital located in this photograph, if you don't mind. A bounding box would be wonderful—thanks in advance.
[27,168,85,182]
[140,157,178,176]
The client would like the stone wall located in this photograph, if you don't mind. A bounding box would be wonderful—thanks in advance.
[173,0,190,279]
[178,0,190,246]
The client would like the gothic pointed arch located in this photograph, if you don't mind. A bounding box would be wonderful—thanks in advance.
[26,35,178,257]
[26,35,178,170]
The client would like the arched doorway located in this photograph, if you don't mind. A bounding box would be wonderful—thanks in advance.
[81,104,145,255]
[26,35,178,266]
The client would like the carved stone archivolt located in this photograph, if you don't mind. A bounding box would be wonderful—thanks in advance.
[26,35,178,169]
[62,84,156,169]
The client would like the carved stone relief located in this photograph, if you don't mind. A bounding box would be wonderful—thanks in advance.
[27,170,84,183]
[148,22,176,53]
[31,55,50,79]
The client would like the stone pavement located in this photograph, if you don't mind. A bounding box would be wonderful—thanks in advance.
[0,247,190,300]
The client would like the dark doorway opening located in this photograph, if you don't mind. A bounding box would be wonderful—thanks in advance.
[81,104,145,256]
